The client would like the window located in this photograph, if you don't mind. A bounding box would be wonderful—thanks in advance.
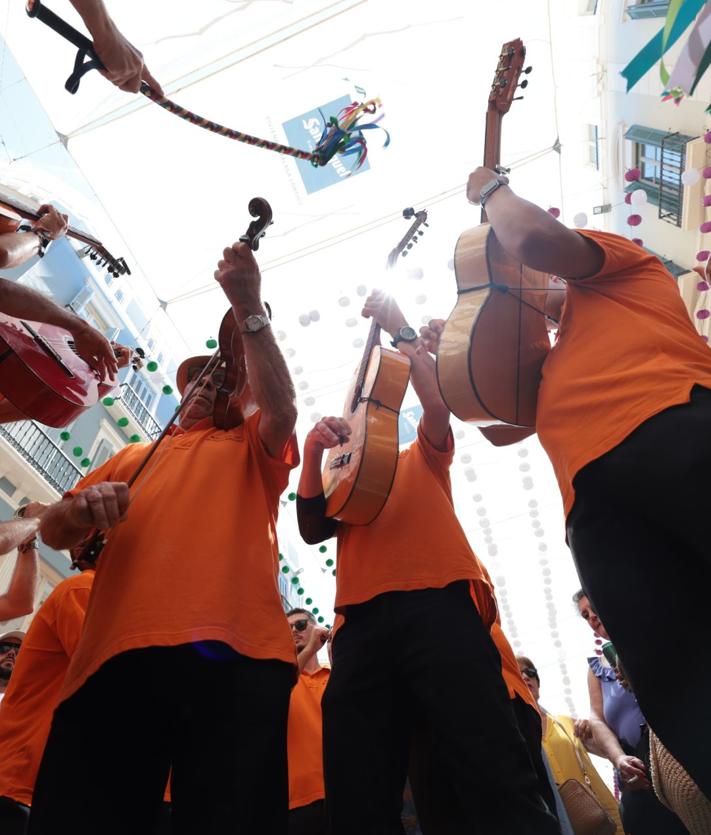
[114,289,125,303]
[627,1,670,19]
[586,124,600,169]
[581,0,599,13]
[127,370,156,411]
[625,125,695,227]
[91,438,116,469]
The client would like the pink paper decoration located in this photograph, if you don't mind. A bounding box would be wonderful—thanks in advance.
[701,221,711,233]
[704,167,711,179]
[632,238,644,246]
[697,282,710,291]
[705,130,711,144]
[697,250,710,261]
[627,214,642,226]
[702,335,709,342]
[624,168,640,182]
[704,195,711,207]
[624,193,632,204]
[547,207,560,218]
[697,309,710,319]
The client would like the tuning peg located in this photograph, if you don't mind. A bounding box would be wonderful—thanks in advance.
[513,96,524,101]
[519,79,528,89]
[524,65,532,74]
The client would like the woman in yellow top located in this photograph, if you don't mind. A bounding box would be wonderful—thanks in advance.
[517,656,623,834]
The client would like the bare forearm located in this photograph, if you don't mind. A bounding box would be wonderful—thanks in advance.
[0,279,85,331]
[68,0,112,34]
[589,718,625,764]
[397,341,450,449]
[299,445,326,498]
[0,518,40,555]
[0,549,38,619]
[0,233,41,269]
[481,186,602,278]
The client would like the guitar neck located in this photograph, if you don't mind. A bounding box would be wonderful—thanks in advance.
[6,204,102,250]
[350,319,381,413]
[481,109,502,224]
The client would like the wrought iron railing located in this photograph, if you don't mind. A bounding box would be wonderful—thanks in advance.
[118,383,163,440]
[0,421,83,493]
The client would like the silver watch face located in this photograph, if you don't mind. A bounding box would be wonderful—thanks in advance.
[244,314,267,332]
[400,326,417,341]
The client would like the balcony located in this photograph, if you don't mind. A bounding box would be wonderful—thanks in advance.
[627,1,669,18]
[103,383,163,441]
[0,421,82,494]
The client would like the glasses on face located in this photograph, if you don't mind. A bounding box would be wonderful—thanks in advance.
[187,367,226,388]
[289,619,309,633]
[520,667,538,680]
[0,642,20,654]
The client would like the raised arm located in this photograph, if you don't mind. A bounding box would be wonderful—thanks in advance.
[0,512,43,620]
[214,242,297,459]
[466,167,604,280]
[0,204,68,269]
[68,0,163,94]
[296,417,350,545]
[362,291,450,450]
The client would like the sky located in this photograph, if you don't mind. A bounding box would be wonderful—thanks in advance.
[0,0,623,731]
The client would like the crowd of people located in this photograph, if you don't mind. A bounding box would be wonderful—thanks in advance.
[0,1,707,832]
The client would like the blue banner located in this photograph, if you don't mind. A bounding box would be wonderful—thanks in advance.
[282,95,370,194]
[399,404,423,447]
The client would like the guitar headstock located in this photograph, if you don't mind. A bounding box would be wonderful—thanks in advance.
[387,207,429,268]
[489,38,531,114]
[82,244,130,278]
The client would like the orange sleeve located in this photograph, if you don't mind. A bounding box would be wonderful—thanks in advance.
[244,411,300,487]
[574,230,658,283]
[414,420,454,472]
[53,585,92,656]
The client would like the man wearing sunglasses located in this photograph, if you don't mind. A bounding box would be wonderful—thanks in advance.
[0,632,25,701]
[286,609,330,835]
[31,241,299,835]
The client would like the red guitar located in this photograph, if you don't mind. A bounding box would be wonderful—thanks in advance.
[0,313,141,426]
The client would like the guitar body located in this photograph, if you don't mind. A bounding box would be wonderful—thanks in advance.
[323,346,410,525]
[437,225,549,427]
[0,313,117,426]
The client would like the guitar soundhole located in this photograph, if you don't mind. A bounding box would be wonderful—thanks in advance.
[329,452,352,470]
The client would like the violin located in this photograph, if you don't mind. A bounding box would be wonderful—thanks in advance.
[436,40,550,430]
[0,192,129,277]
[75,198,273,565]
[322,209,426,525]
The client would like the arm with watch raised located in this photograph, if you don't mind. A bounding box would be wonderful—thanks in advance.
[214,241,297,458]
[361,290,450,450]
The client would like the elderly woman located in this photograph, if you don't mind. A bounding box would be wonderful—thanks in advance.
[517,656,623,834]
[573,591,688,834]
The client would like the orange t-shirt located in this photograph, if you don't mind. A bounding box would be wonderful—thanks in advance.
[0,571,94,805]
[59,412,299,704]
[334,423,495,624]
[537,230,711,517]
[287,666,330,810]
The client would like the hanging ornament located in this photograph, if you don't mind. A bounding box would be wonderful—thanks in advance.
[573,212,588,227]
[697,250,710,261]
[72,446,83,457]
[631,238,644,246]
[117,417,129,427]
[696,309,710,319]
[624,193,633,205]
[624,167,641,182]
[162,385,173,395]
[547,207,561,218]
[60,431,71,441]
[627,214,642,226]
[129,434,141,443]
[288,492,296,501]
[681,168,701,186]
[80,457,91,467]
[146,360,159,372]
[205,339,217,350]
[630,189,648,206]
[700,221,711,233]
[319,545,327,553]
[101,397,114,407]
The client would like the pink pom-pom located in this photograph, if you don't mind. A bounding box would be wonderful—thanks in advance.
[704,195,711,207]
[624,168,641,182]
[696,309,710,319]
[705,131,711,144]
[627,214,642,226]
[547,207,560,218]
[704,167,711,179]
[701,334,709,342]
[701,221,711,233]
[624,193,633,204]
[697,281,709,291]
[632,238,644,246]
[697,250,710,261]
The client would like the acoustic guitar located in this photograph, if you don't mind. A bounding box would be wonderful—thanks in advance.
[0,314,142,426]
[436,40,550,429]
[0,190,129,277]
[323,209,428,525]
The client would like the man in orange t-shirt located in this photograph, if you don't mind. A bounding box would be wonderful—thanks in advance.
[421,166,711,804]
[29,241,299,835]
[286,608,330,835]
[297,291,560,834]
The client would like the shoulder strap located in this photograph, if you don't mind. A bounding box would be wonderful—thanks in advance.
[548,713,593,786]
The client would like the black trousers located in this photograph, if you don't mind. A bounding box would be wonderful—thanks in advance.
[28,643,294,835]
[322,582,561,835]
[0,797,30,835]
[568,385,711,802]
[288,799,326,835]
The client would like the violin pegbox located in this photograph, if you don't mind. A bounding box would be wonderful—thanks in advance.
[489,38,531,114]
[239,197,273,252]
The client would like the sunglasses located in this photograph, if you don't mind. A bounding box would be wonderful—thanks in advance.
[289,619,309,633]
[187,367,227,388]
[520,666,538,680]
[0,642,20,654]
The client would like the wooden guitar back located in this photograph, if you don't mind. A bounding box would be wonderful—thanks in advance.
[437,226,549,427]
[324,346,410,526]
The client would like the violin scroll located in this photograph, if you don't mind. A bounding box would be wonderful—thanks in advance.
[239,198,273,252]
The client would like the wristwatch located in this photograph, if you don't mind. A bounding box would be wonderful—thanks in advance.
[479,175,510,208]
[17,221,51,258]
[240,313,270,334]
[390,325,418,348]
